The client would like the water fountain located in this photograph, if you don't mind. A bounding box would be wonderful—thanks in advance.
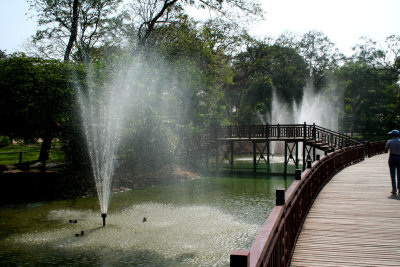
[256,80,339,158]
[270,80,339,130]
[76,62,133,226]
[0,55,309,266]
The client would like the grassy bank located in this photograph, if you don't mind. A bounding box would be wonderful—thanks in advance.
[0,143,66,165]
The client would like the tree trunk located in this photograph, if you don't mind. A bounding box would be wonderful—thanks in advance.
[39,137,52,170]
[137,0,178,49]
[64,0,79,62]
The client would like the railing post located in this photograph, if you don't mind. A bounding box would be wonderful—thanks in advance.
[312,123,316,139]
[230,250,250,267]
[253,141,257,173]
[276,188,285,206]
[278,123,281,138]
[303,122,307,139]
[248,125,251,139]
[19,152,23,164]
[307,159,312,169]
[295,169,302,180]
[230,141,234,171]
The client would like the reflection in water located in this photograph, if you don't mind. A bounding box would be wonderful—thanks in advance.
[0,174,293,266]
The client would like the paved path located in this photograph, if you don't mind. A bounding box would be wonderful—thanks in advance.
[290,153,400,266]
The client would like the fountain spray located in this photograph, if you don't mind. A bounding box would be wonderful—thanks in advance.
[77,61,133,229]
[102,213,107,227]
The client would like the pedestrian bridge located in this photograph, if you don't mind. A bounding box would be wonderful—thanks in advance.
[290,153,400,267]
[201,124,363,173]
[228,134,387,267]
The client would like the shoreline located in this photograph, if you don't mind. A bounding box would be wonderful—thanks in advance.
[0,163,200,205]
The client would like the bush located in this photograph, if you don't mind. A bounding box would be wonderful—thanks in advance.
[0,136,11,147]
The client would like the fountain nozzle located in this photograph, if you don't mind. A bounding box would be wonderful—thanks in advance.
[101,213,107,227]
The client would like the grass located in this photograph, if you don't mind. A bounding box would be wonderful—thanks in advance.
[0,143,66,165]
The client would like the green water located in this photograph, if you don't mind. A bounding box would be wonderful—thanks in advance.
[0,173,293,267]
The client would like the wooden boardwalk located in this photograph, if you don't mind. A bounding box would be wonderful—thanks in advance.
[290,153,400,266]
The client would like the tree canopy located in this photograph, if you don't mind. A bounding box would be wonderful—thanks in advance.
[0,54,71,141]
[0,1,398,168]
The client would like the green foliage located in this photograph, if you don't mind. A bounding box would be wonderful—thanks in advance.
[0,54,92,166]
[0,50,6,60]
[0,136,11,147]
[0,54,71,140]
[297,31,341,89]
[333,61,400,138]
[352,35,400,77]
[229,43,308,124]
[28,0,123,60]
[152,18,233,128]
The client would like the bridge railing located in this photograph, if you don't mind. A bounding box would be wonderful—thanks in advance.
[212,124,360,150]
[216,124,309,140]
[230,143,375,267]
[366,140,386,157]
[313,125,361,148]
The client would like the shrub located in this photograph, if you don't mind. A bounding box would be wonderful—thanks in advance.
[0,136,11,147]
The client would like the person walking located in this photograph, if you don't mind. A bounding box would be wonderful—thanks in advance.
[384,129,400,194]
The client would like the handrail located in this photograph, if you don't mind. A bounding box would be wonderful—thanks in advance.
[230,141,386,267]
[365,140,386,158]
[313,125,361,143]
[210,124,361,150]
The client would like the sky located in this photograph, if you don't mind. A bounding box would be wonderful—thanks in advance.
[0,0,399,56]
[252,0,400,55]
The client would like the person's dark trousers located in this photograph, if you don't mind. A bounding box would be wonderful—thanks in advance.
[389,155,400,193]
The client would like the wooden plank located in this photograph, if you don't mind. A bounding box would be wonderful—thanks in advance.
[290,153,400,267]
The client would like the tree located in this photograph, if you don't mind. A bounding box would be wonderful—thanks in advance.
[0,54,71,150]
[334,61,400,138]
[27,0,124,164]
[274,30,300,50]
[229,43,307,124]
[297,31,342,89]
[28,0,123,61]
[0,50,7,60]
[123,0,263,51]
[122,18,233,167]
[352,35,400,78]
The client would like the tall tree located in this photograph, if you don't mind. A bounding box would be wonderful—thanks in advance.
[123,0,263,51]
[28,0,123,61]
[27,0,123,163]
[352,35,400,78]
[230,43,307,124]
[64,0,79,61]
[297,31,341,89]
[334,61,399,137]
[0,54,71,146]
[0,50,7,60]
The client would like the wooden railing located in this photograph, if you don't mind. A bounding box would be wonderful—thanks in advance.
[366,140,386,157]
[210,124,360,150]
[230,142,383,267]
